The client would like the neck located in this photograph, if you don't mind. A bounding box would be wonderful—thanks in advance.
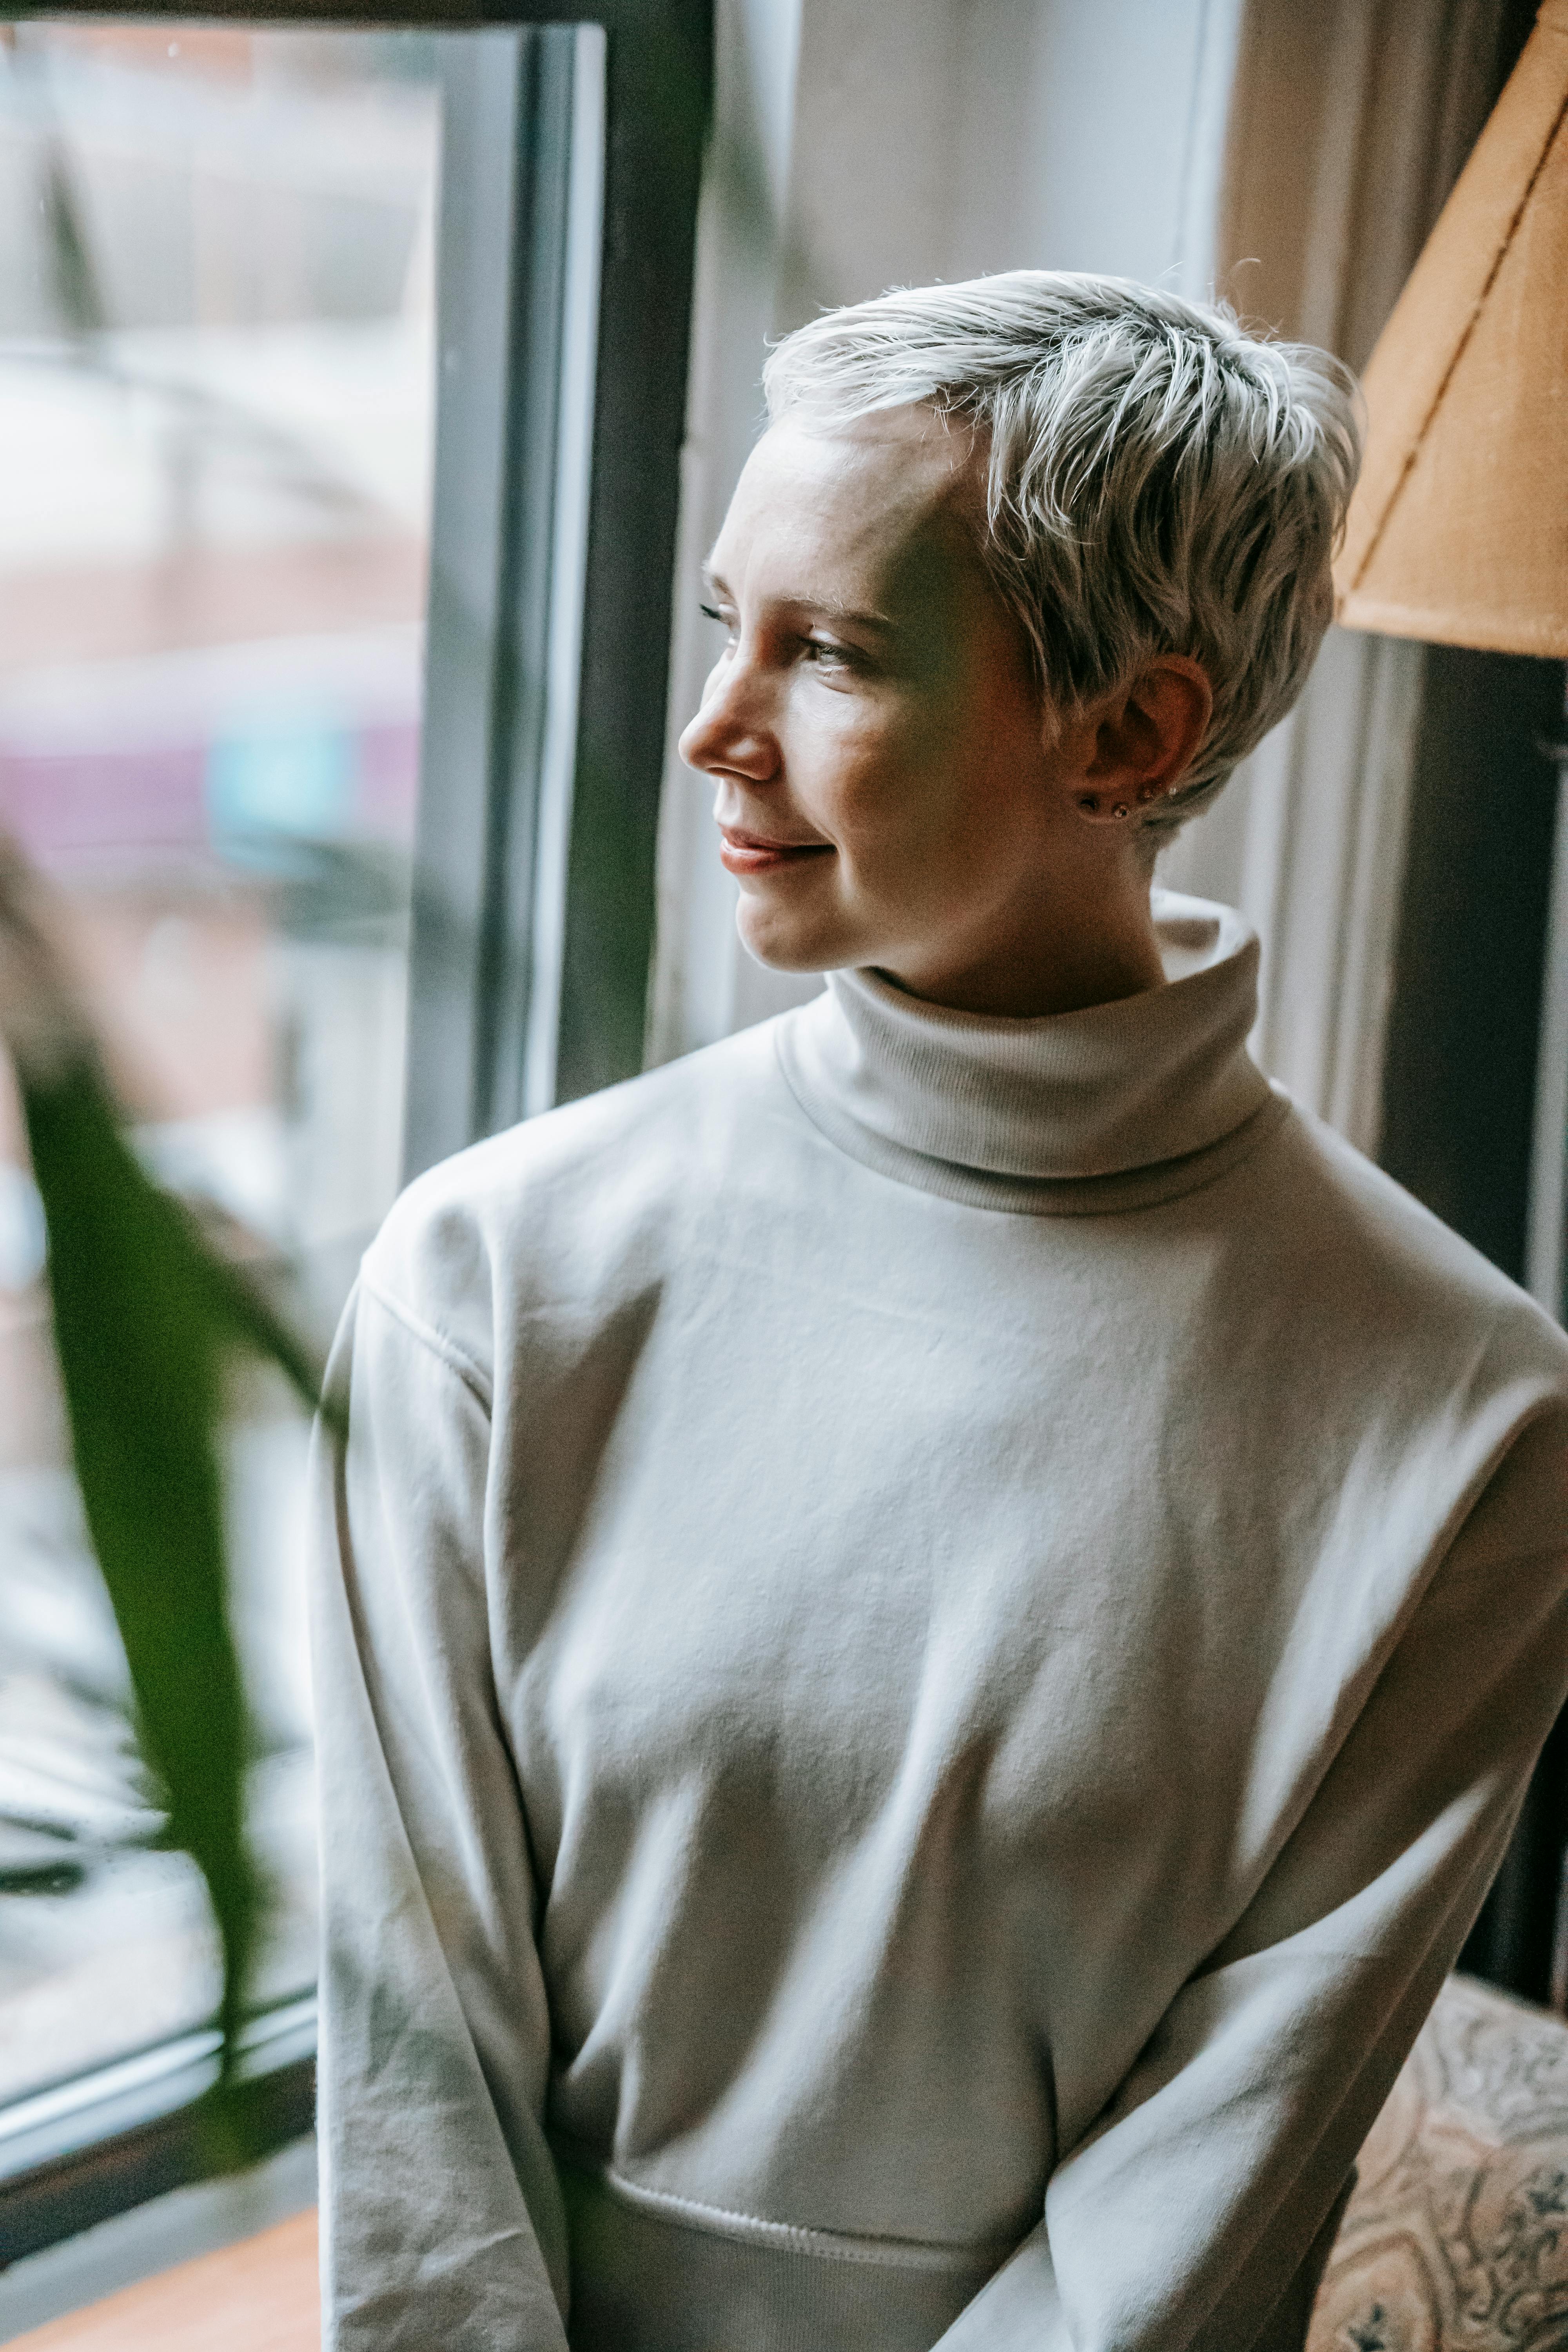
[777,891,1275,1211]
[878,874,1165,1020]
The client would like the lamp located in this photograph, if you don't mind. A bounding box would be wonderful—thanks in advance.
[1334,0,1568,655]
[1332,0,1568,1317]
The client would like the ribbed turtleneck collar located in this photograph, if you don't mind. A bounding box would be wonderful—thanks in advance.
[774,892,1284,1216]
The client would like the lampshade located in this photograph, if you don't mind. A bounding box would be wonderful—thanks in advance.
[1333,0,1568,656]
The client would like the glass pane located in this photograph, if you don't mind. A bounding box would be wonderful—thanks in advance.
[0,20,441,2106]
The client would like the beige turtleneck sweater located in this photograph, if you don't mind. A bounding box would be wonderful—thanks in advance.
[310,892,1568,2352]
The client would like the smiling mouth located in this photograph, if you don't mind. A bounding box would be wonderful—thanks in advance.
[718,827,835,877]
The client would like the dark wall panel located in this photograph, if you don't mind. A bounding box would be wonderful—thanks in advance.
[1379,646,1563,1285]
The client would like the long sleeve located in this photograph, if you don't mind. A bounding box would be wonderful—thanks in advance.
[935,1406,1568,2352]
[309,1275,570,2352]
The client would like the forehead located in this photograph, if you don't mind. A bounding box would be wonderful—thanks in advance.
[709,410,981,609]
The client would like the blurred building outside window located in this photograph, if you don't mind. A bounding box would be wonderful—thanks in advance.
[0,20,439,2111]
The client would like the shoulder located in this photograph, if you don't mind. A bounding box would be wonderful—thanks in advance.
[1236,1098,1568,1429]
[1149,1100,1568,1620]
[355,1020,788,1392]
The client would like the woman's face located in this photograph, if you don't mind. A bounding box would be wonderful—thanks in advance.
[679,407,1083,1001]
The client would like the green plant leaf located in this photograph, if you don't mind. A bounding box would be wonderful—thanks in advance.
[0,843,335,2153]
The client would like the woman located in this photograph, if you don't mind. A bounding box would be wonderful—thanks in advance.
[311,274,1568,2352]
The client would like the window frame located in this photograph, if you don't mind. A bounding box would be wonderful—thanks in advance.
[401,0,713,1166]
[0,0,710,2266]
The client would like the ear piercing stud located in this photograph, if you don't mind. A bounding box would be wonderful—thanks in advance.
[1079,792,1151,820]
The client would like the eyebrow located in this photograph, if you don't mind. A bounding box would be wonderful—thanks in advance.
[701,564,896,635]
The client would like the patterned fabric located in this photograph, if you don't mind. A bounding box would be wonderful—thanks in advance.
[1313,1975,1568,2352]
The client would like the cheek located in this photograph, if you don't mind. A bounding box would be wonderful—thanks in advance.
[787,689,951,837]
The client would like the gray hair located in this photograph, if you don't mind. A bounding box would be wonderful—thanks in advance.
[762,271,1361,844]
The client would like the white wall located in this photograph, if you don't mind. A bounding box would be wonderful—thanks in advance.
[946,0,1243,295]
[776,0,1244,317]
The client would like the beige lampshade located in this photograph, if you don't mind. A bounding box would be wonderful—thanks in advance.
[1333,0,1568,656]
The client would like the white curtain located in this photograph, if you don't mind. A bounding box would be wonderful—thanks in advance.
[1161,0,1509,1150]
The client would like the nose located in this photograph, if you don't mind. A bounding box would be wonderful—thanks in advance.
[678,640,779,785]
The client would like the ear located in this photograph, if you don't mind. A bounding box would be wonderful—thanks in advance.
[1071,657,1213,827]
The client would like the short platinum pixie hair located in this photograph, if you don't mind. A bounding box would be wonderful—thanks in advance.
[762,271,1361,844]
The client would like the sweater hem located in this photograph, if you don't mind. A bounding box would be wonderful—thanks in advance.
[552,2154,1016,2352]
[552,2143,1016,2270]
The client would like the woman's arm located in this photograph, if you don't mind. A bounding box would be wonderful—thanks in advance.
[935,1407,1568,2352]
[310,1276,570,2352]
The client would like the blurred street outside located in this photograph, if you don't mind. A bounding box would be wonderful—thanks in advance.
[0,19,441,2106]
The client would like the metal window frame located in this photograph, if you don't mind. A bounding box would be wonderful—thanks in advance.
[0,0,710,2263]
[394,0,713,1159]
[0,1998,317,2267]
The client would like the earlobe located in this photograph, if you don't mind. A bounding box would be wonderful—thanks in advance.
[1072,657,1211,825]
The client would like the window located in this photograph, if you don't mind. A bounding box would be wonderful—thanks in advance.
[0,0,707,2265]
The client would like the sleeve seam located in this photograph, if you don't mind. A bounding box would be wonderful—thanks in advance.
[358,1268,494,1414]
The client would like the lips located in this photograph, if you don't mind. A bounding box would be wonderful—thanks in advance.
[718,827,834,878]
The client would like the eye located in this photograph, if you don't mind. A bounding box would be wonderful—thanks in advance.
[802,635,857,673]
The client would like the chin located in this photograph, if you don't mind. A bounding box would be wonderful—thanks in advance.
[735,897,846,974]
